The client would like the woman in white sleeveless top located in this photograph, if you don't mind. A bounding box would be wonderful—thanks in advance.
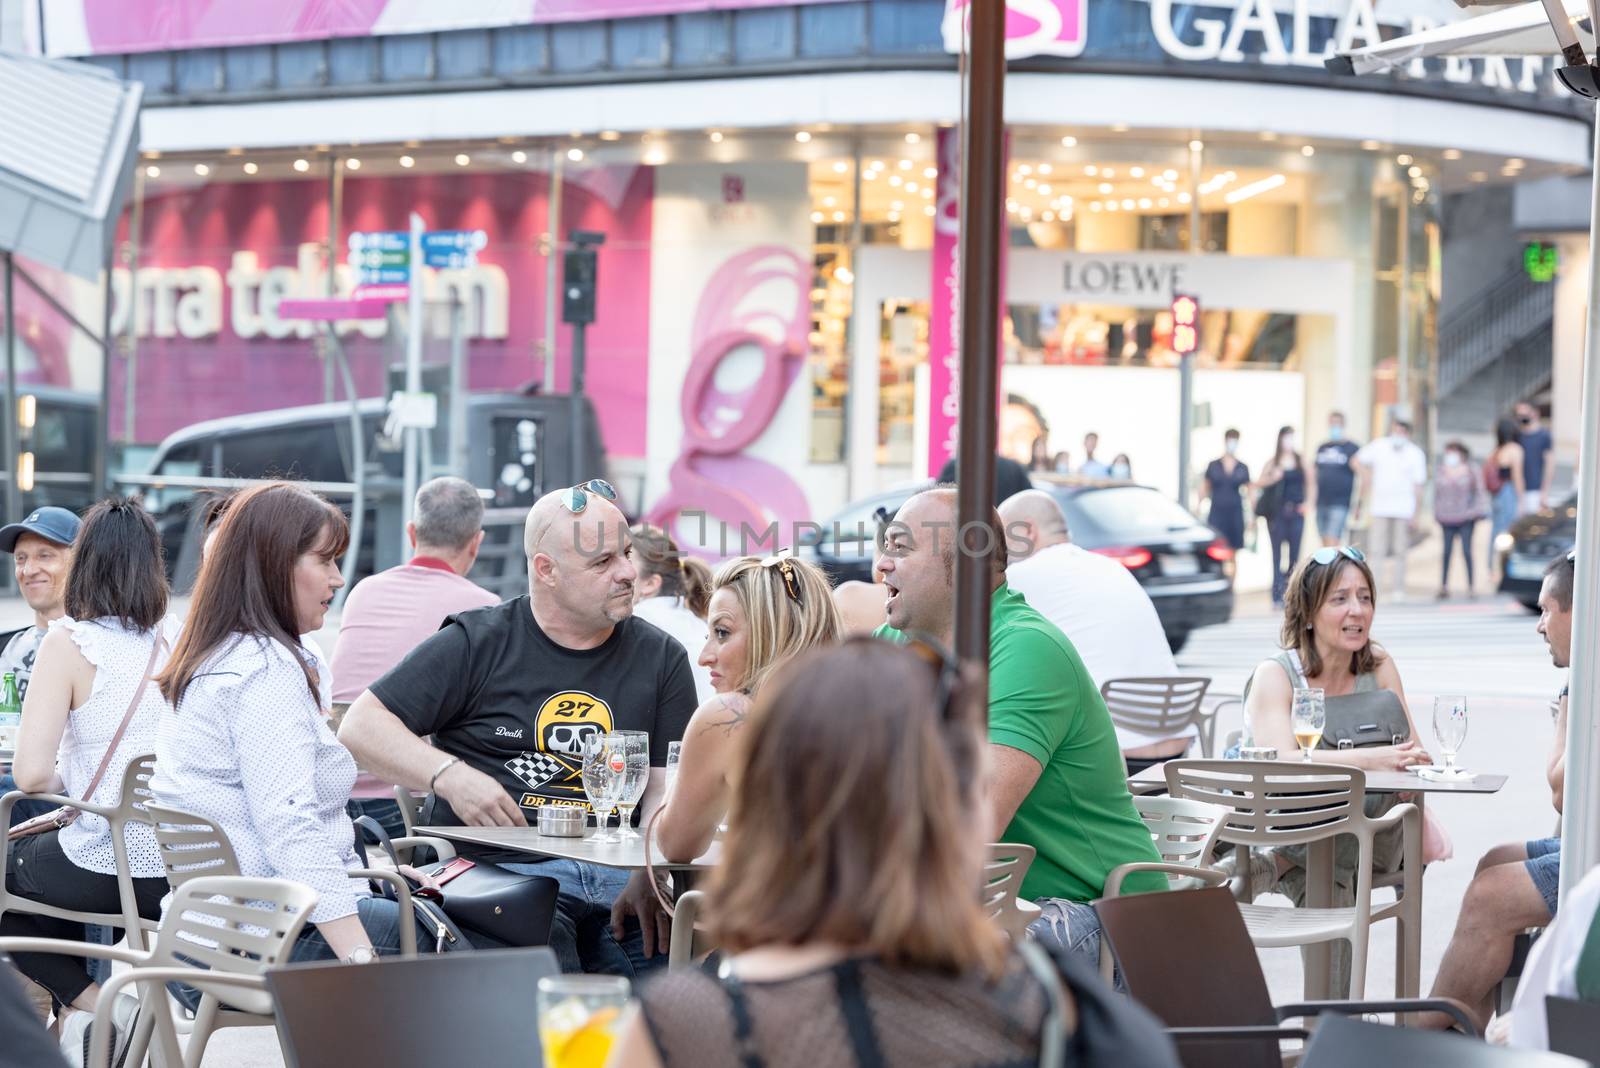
[6,498,176,1059]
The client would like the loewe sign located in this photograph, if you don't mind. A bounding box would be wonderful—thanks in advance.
[1061,259,1187,298]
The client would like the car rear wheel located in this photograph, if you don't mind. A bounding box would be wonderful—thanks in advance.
[1165,630,1190,655]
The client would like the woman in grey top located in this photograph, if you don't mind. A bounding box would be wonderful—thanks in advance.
[1238,547,1431,995]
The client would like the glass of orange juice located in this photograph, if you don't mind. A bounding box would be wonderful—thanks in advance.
[537,975,630,1068]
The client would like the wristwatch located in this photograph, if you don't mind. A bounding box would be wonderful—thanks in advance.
[345,945,377,965]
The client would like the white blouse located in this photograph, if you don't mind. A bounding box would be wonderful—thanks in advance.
[55,616,178,878]
[150,633,364,925]
[632,596,714,704]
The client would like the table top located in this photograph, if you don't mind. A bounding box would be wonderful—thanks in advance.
[1128,762,1508,795]
[416,825,720,871]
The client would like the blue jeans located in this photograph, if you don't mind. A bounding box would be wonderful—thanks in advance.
[1316,503,1350,544]
[1525,837,1561,916]
[499,858,662,977]
[1489,483,1519,575]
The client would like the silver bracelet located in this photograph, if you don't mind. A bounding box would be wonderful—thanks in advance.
[428,755,463,792]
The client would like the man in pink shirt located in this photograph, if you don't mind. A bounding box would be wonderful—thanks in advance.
[333,477,499,836]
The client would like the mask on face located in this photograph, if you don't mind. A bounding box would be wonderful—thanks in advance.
[1519,418,1534,429]
[1328,424,1344,442]
[1282,437,1297,454]
[1111,463,1131,480]
[1225,440,1239,456]
[1443,452,1463,469]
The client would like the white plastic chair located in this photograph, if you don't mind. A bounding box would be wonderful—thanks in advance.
[143,800,446,1066]
[984,843,1040,940]
[1100,677,1211,755]
[1164,759,1422,999]
[1096,795,1231,982]
[0,753,161,951]
[0,874,319,1068]
[668,889,706,971]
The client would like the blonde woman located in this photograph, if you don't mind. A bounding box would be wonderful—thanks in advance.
[654,555,839,863]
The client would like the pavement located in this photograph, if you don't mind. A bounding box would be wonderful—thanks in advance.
[7,530,1572,1064]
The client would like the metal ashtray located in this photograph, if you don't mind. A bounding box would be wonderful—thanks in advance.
[1239,746,1280,761]
[537,807,588,838]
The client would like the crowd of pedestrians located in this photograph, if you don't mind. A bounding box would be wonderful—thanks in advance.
[1195,402,1563,605]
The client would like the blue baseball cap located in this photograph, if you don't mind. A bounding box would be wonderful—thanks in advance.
[0,507,82,553]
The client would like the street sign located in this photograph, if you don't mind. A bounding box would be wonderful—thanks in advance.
[349,248,410,269]
[348,230,408,252]
[1171,293,1200,356]
[352,284,409,302]
[423,249,475,269]
[421,229,487,252]
[355,266,412,285]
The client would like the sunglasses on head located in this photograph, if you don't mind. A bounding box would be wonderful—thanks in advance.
[1310,545,1366,567]
[560,478,617,514]
[759,549,804,605]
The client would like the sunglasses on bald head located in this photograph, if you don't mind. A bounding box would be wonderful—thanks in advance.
[560,478,617,514]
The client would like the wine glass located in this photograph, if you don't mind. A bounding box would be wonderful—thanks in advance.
[1433,695,1469,776]
[581,734,623,841]
[1291,688,1326,763]
[611,731,650,842]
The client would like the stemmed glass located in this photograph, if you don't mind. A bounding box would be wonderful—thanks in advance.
[1291,688,1326,763]
[1433,695,1469,777]
[581,734,625,842]
[611,731,650,842]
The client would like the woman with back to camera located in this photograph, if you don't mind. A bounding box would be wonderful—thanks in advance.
[629,524,716,704]
[1256,425,1307,609]
[5,499,177,1062]
[653,554,839,864]
[609,640,1178,1068]
[152,482,403,966]
[1487,417,1526,580]
[1238,546,1431,994]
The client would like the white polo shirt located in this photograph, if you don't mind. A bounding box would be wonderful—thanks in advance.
[1510,865,1600,1050]
[1005,542,1189,749]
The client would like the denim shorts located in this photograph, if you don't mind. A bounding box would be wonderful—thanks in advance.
[1316,504,1350,541]
[1525,837,1561,916]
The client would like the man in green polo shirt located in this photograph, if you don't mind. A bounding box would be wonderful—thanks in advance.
[874,487,1165,967]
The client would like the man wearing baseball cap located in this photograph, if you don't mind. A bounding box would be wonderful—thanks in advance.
[0,506,80,828]
[0,507,81,702]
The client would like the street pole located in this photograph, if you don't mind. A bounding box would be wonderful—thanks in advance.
[953,0,1006,672]
[570,320,587,482]
[1559,112,1600,898]
[1179,140,1203,509]
[543,148,564,392]
[96,253,112,496]
[403,211,424,556]
[449,295,468,477]
[325,156,344,403]
[2,253,16,529]
[1396,189,1411,414]
[122,168,143,446]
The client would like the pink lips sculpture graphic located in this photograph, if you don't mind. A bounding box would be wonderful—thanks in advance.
[645,246,812,558]
[941,0,1087,59]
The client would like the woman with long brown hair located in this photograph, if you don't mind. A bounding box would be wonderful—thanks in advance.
[151,482,397,965]
[609,640,1176,1068]
[629,524,715,702]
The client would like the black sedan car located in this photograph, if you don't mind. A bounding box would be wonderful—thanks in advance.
[800,476,1234,653]
[1497,494,1576,610]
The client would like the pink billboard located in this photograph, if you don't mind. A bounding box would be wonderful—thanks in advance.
[110,167,653,450]
[44,0,850,57]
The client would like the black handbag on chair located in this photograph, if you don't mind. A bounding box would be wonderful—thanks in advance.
[353,815,559,950]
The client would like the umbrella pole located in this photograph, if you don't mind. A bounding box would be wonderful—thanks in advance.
[953,0,1007,673]
[1559,109,1600,899]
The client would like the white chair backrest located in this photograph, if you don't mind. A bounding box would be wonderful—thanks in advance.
[145,802,242,887]
[148,875,319,1016]
[984,843,1038,938]
[1100,677,1211,737]
[1163,759,1365,849]
[1133,795,1229,869]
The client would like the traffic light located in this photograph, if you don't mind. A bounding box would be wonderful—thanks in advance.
[1171,293,1199,356]
[562,230,606,326]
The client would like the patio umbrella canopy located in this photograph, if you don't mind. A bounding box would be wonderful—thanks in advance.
[1334,7,1600,899]
[1328,0,1592,74]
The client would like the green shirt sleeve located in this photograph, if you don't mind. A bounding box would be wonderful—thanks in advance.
[987,626,1077,766]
